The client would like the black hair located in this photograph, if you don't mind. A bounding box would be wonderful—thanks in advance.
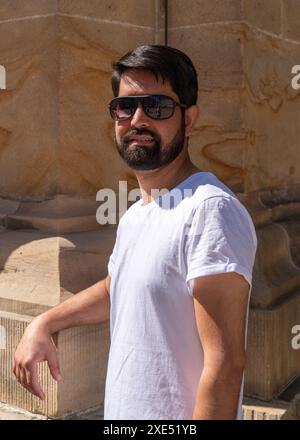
[111,45,198,107]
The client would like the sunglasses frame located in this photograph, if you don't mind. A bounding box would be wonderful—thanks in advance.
[108,94,188,122]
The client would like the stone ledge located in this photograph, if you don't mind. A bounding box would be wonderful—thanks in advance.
[242,397,289,420]
[0,402,47,420]
[0,398,295,421]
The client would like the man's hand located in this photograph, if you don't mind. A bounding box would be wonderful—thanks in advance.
[12,316,62,400]
[12,277,110,400]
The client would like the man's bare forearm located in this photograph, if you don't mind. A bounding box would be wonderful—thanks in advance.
[35,277,110,335]
[192,363,245,420]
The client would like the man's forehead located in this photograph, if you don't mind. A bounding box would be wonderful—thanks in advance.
[118,69,174,96]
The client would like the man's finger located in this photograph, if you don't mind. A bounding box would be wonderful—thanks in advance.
[19,367,27,388]
[25,363,45,400]
[47,348,62,382]
[18,368,35,394]
[14,362,20,383]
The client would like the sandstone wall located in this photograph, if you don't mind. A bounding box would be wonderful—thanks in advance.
[243,0,300,192]
[0,0,300,417]
[241,0,300,400]
[0,0,157,199]
[166,0,246,192]
[0,1,58,199]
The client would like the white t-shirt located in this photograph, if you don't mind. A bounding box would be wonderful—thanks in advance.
[105,171,257,420]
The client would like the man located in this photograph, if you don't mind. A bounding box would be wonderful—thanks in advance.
[13,45,257,420]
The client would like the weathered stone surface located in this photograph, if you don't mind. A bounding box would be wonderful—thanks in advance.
[58,15,154,195]
[243,0,282,34]
[0,0,57,21]
[189,88,245,192]
[59,0,155,27]
[196,89,242,131]
[0,195,104,233]
[279,374,300,401]
[0,13,152,199]
[0,397,292,420]
[245,293,300,400]
[251,223,300,308]
[242,26,300,193]
[282,0,300,40]
[0,0,300,417]
[0,16,58,199]
[0,225,115,417]
[0,227,115,314]
[168,24,243,90]
[281,394,300,420]
[165,0,241,27]
[239,188,300,400]
[0,310,109,418]
[243,397,289,420]
[165,22,246,191]
[0,401,47,420]
[190,125,247,193]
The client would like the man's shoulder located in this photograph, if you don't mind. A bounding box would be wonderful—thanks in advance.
[186,173,256,235]
[182,171,238,207]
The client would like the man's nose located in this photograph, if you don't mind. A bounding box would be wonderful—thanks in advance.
[130,103,150,128]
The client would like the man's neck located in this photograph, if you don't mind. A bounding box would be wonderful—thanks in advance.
[134,149,201,205]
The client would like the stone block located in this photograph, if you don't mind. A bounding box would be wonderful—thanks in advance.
[0,16,58,199]
[282,0,300,41]
[197,88,242,131]
[281,394,300,420]
[242,28,300,192]
[0,225,115,417]
[245,292,300,400]
[0,227,116,313]
[1,195,104,233]
[243,0,282,34]
[164,0,241,28]
[242,397,288,420]
[59,0,155,27]
[0,310,109,418]
[0,0,57,21]
[167,24,243,90]
[251,223,300,308]
[189,125,247,193]
[0,13,154,199]
[188,88,246,193]
[58,15,154,195]
[0,402,47,420]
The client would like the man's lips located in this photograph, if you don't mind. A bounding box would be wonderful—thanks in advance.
[127,135,156,146]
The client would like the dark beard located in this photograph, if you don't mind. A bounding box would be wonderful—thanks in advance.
[115,115,186,171]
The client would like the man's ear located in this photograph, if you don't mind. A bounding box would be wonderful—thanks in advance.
[184,105,199,137]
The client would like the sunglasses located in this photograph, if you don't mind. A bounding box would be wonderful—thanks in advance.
[109,94,188,122]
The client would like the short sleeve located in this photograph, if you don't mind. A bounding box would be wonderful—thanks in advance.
[185,196,257,296]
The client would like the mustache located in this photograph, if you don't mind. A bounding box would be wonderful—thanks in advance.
[122,128,161,143]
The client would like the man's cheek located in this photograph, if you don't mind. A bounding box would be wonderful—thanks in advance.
[114,132,122,145]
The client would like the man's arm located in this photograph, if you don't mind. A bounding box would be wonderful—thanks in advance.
[13,275,111,400]
[191,271,250,420]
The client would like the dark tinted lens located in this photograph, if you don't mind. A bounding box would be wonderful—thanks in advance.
[142,95,175,119]
[110,98,136,121]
